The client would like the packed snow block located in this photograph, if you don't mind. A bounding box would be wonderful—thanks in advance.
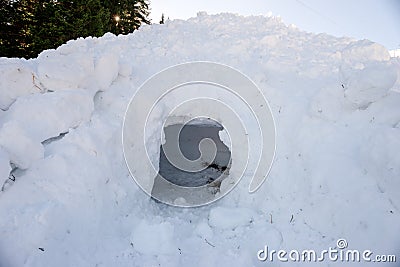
[3,89,94,142]
[0,147,11,181]
[0,59,41,110]
[343,62,397,107]
[0,89,94,168]
[37,49,94,91]
[338,40,398,108]
[56,36,94,55]
[94,53,119,90]
[341,40,391,64]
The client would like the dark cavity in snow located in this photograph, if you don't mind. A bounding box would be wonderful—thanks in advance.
[158,122,231,187]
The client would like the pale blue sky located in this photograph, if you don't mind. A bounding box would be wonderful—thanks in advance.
[149,0,400,50]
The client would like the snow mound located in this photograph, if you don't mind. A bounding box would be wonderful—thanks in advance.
[0,12,399,267]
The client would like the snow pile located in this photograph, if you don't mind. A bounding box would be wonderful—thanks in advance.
[389,49,400,58]
[0,13,399,266]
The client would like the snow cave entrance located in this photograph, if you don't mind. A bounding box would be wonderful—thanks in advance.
[151,119,231,203]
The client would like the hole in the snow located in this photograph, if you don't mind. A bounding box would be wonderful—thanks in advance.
[151,119,231,201]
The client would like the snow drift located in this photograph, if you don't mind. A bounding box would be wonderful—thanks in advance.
[0,12,399,266]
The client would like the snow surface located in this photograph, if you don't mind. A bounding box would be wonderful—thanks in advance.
[389,49,400,58]
[0,12,399,266]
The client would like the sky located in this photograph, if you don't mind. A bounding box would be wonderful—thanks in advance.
[149,0,400,50]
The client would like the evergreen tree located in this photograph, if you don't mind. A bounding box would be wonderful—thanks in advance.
[29,0,109,57]
[0,0,151,58]
[104,0,151,35]
[0,0,21,57]
[0,0,35,58]
[160,13,165,24]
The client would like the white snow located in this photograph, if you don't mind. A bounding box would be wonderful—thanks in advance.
[389,49,400,58]
[0,60,42,110]
[208,206,255,230]
[131,221,176,255]
[0,12,399,267]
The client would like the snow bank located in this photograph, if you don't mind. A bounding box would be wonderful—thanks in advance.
[389,49,400,58]
[0,60,41,110]
[0,12,399,267]
[0,89,94,169]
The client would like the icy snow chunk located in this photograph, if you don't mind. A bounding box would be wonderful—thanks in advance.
[344,62,397,107]
[0,89,93,168]
[3,89,94,142]
[208,207,255,229]
[0,59,40,110]
[37,50,94,91]
[342,40,391,64]
[56,37,92,55]
[131,221,175,254]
